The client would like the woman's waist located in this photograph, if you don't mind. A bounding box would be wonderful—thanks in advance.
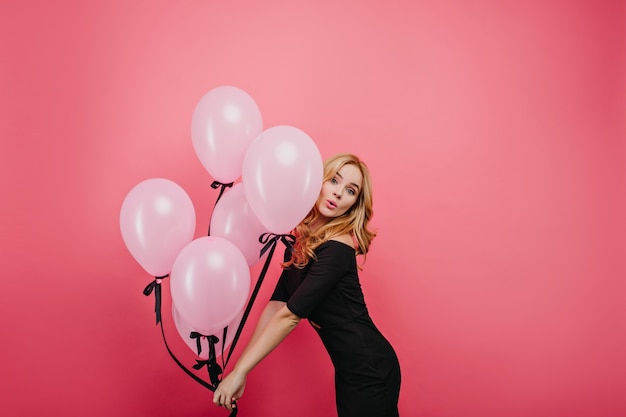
[308,309,372,330]
[313,319,390,352]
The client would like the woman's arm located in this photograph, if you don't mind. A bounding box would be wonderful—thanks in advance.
[241,300,285,356]
[213,304,301,411]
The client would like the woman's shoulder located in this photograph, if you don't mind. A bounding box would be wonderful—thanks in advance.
[322,234,356,251]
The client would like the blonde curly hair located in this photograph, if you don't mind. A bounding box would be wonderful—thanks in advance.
[284,153,376,269]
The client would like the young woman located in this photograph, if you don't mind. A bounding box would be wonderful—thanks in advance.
[213,153,401,416]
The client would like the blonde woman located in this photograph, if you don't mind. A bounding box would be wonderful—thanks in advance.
[214,153,401,416]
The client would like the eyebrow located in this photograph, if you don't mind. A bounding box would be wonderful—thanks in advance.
[335,172,361,191]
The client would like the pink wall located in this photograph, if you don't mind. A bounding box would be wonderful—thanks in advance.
[1,1,624,416]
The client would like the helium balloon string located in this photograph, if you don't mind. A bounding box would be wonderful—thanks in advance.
[156,315,218,392]
[142,277,218,392]
[222,326,228,369]
[142,275,168,325]
[224,233,295,368]
[207,181,234,235]
[219,326,228,376]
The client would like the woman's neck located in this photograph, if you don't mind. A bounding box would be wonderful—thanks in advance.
[307,217,327,234]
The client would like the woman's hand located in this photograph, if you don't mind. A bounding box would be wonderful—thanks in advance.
[213,370,246,412]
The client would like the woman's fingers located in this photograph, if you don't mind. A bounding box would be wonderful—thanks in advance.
[225,398,237,412]
[213,391,237,411]
[213,391,228,407]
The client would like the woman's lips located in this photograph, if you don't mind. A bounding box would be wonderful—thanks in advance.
[326,200,337,209]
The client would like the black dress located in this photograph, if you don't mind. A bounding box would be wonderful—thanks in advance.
[270,240,401,417]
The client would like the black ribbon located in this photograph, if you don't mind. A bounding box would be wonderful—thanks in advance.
[142,275,220,392]
[142,275,168,325]
[211,181,233,204]
[141,275,230,405]
[191,334,223,387]
[208,181,234,235]
[155,314,218,393]
[189,331,206,357]
[259,232,295,258]
[217,233,294,417]
[224,232,295,367]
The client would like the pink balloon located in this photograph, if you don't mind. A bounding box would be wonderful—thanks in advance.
[172,304,243,360]
[191,86,263,183]
[170,236,250,336]
[210,183,270,266]
[120,178,196,277]
[242,126,323,234]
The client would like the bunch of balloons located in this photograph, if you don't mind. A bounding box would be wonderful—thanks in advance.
[120,86,323,365]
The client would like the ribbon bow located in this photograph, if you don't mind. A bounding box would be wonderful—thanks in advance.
[259,232,295,258]
[210,180,234,204]
[142,275,168,325]
[190,334,223,387]
[208,181,234,235]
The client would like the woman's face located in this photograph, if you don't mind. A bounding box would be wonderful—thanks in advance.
[317,164,363,219]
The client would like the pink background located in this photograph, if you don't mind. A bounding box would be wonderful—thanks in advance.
[1,1,625,416]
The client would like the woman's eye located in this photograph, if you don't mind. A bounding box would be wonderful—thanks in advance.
[331,177,338,184]
[347,188,355,195]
